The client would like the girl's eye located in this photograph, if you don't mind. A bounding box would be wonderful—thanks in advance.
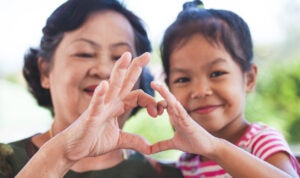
[75,53,94,58]
[210,71,226,78]
[174,77,190,83]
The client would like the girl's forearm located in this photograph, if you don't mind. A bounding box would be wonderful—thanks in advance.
[210,139,290,178]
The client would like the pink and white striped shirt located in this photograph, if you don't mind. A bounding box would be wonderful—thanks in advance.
[177,122,300,178]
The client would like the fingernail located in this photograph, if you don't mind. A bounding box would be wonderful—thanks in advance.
[153,82,162,87]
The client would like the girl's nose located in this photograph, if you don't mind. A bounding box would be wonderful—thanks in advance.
[190,80,213,99]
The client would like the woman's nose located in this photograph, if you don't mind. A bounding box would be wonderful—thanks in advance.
[88,57,114,80]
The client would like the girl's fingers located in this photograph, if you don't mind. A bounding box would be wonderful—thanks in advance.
[120,52,150,95]
[118,131,151,155]
[150,139,175,154]
[105,52,132,103]
[151,81,192,126]
[157,100,167,115]
[150,82,177,107]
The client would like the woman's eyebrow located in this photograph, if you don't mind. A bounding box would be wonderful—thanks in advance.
[71,38,101,48]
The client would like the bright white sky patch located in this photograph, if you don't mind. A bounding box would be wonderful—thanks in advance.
[0,0,286,75]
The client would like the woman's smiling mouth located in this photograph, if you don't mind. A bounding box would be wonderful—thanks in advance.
[84,85,98,96]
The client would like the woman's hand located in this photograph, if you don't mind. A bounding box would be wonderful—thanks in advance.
[150,82,218,157]
[62,52,160,161]
[16,52,164,178]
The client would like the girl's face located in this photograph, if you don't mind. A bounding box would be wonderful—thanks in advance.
[168,34,257,138]
[40,11,136,128]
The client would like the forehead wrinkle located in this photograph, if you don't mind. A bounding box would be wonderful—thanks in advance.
[70,38,134,52]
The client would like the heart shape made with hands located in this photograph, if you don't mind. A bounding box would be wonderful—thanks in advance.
[76,52,207,159]
[119,81,212,157]
[116,82,175,156]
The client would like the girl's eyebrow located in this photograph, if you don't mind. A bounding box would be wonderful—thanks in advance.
[210,58,227,67]
[170,58,229,74]
[169,67,188,73]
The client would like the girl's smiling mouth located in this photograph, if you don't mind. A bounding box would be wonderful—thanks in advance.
[191,105,220,115]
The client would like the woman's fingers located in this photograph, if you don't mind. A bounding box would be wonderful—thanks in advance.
[88,80,109,116]
[122,90,159,117]
[118,131,151,155]
[105,52,132,103]
[150,139,175,154]
[120,52,150,94]
[104,52,150,106]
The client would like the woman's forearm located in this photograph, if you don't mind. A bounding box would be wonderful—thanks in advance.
[16,133,76,178]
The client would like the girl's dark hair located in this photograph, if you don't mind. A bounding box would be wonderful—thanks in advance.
[23,0,153,115]
[161,0,253,84]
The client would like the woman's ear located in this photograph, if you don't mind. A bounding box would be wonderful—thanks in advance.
[245,64,258,93]
[38,57,50,89]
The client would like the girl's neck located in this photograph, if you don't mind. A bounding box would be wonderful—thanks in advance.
[212,119,249,144]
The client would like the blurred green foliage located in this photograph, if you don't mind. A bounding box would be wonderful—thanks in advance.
[246,56,300,143]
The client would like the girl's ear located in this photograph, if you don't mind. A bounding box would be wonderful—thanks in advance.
[245,64,258,93]
[38,58,50,89]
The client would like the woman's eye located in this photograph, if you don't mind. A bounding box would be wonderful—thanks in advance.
[210,71,226,78]
[75,53,94,58]
[112,56,121,61]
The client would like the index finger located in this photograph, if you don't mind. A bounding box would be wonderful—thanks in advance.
[104,52,132,103]
[119,52,150,95]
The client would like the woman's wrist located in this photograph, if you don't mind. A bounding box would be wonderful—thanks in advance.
[16,132,77,178]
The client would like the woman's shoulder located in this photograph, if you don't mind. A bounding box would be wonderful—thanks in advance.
[122,151,183,178]
[134,152,183,178]
[0,138,33,178]
[65,151,183,178]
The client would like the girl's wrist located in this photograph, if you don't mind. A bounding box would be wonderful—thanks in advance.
[205,137,227,161]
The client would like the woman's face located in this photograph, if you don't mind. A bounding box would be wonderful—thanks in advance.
[41,11,137,128]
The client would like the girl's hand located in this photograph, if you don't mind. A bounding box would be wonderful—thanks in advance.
[150,82,218,157]
[151,82,296,178]
[61,52,159,161]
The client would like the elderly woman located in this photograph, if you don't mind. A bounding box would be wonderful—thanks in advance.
[0,0,183,177]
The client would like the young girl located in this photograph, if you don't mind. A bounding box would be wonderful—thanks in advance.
[151,0,300,177]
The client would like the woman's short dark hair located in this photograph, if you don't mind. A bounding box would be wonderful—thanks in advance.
[161,5,253,83]
[23,0,153,115]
